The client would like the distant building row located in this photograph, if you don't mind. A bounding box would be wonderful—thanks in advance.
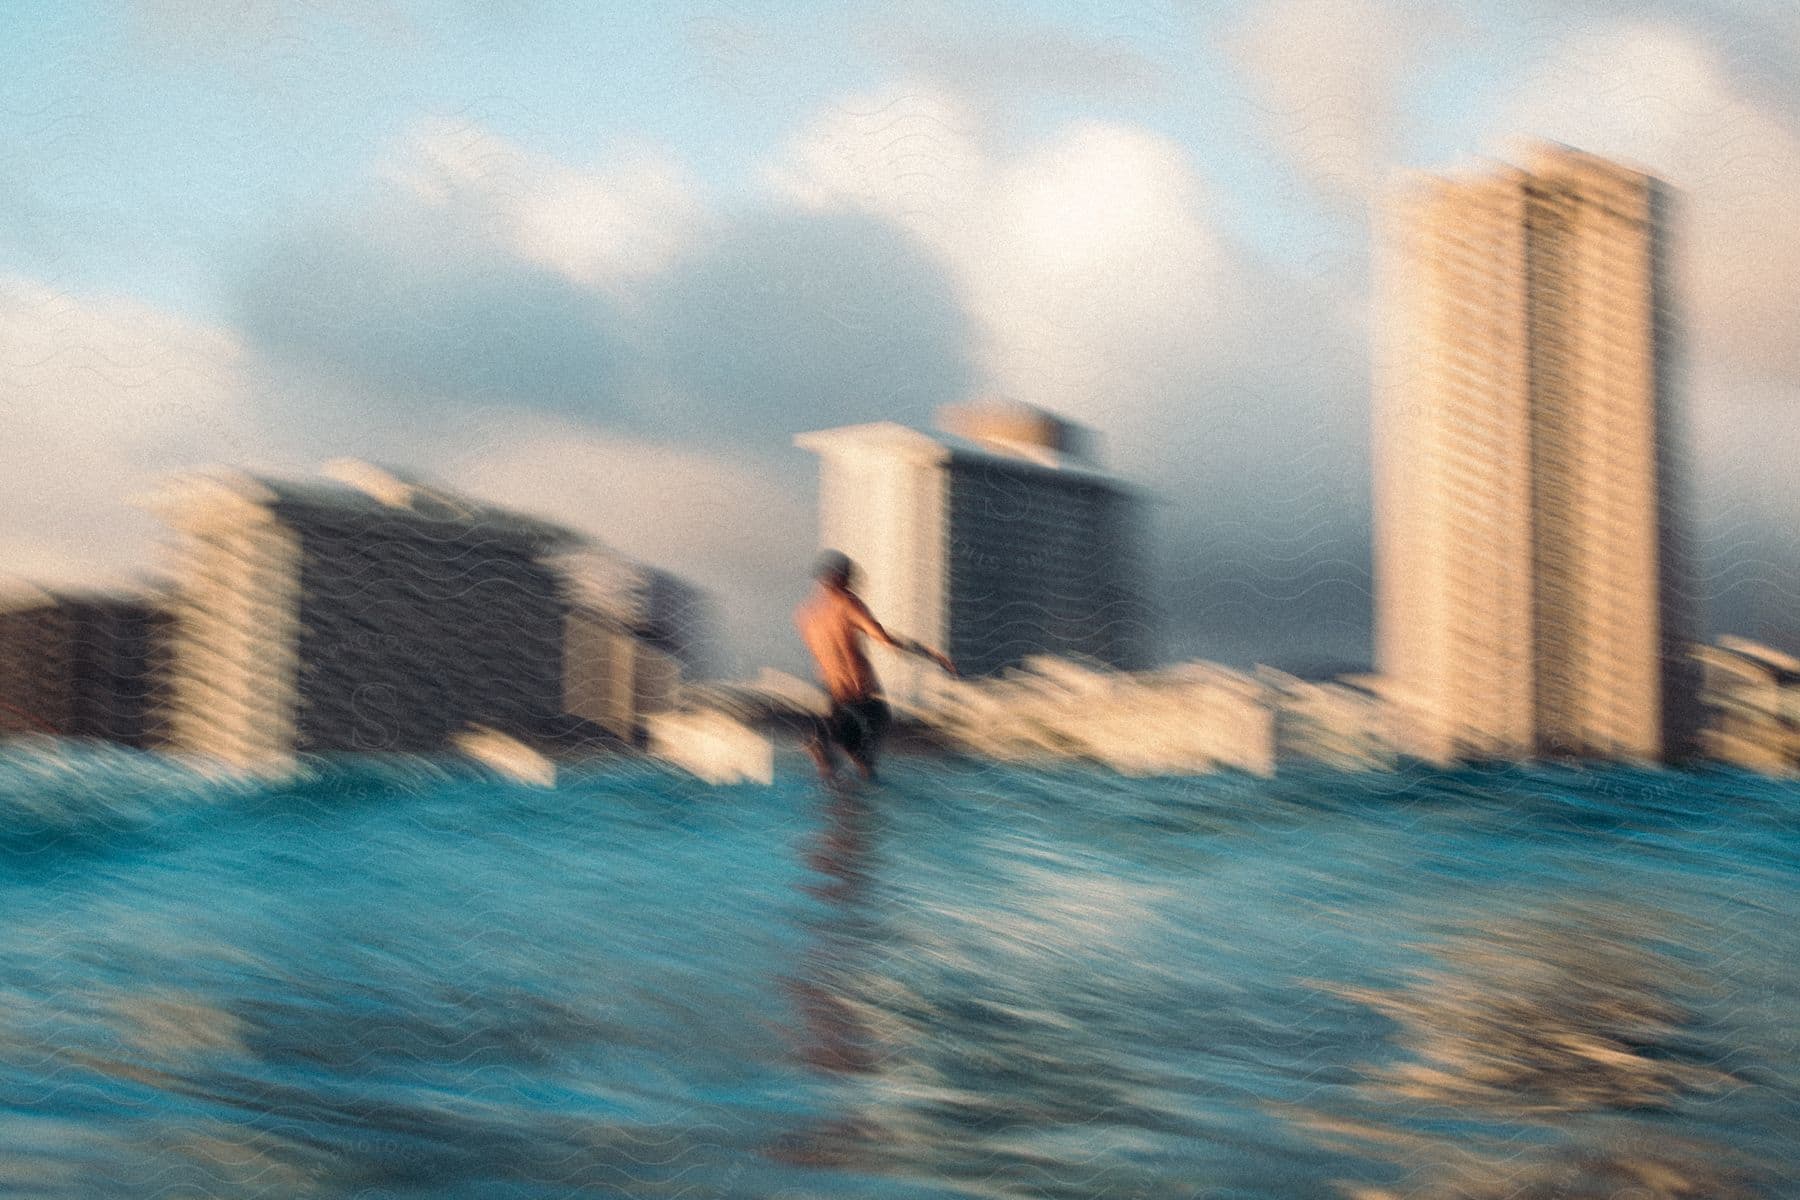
[921,656,1394,776]
[910,645,1799,777]
[0,462,708,769]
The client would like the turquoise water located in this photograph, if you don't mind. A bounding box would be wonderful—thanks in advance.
[0,745,1794,1198]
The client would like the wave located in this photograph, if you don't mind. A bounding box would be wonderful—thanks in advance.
[0,739,262,849]
[0,742,502,852]
[3,741,1795,862]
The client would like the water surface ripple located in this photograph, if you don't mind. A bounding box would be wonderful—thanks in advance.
[0,746,1794,1198]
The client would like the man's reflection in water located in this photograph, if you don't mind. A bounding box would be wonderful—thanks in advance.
[795,783,879,1074]
[768,781,885,1167]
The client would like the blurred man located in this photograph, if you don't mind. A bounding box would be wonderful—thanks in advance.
[794,550,956,782]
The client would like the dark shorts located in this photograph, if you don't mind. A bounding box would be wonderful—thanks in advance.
[811,697,891,760]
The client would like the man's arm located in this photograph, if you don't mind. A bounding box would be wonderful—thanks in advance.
[844,595,957,675]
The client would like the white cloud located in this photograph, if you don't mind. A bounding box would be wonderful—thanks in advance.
[381,119,711,291]
[764,87,989,223]
[765,86,1253,461]
[0,278,271,589]
[862,6,1169,108]
[1,84,1378,669]
[1494,22,1800,389]
[442,413,814,672]
[0,276,816,670]
[1224,0,1458,204]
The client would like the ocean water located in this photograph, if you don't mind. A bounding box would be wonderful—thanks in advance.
[0,744,1794,1199]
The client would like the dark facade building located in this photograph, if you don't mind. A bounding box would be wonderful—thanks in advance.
[137,461,710,768]
[147,462,584,766]
[0,589,166,747]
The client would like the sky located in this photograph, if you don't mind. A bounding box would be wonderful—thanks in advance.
[3,0,1798,675]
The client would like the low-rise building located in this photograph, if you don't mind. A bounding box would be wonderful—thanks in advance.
[9,465,711,769]
[556,548,709,746]
[0,586,166,748]
[1694,637,1800,775]
[563,603,683,746]
[1256,668,1410,770]
[924,655,1276,776]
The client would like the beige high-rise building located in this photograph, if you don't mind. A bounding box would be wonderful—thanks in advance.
[1374,144,1696,763]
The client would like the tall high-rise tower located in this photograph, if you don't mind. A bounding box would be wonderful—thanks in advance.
[1374,144,1696,763]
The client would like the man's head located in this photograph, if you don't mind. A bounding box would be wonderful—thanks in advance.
[813,549,854,590]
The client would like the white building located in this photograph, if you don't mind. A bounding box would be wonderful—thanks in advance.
[795,401,1150,712]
